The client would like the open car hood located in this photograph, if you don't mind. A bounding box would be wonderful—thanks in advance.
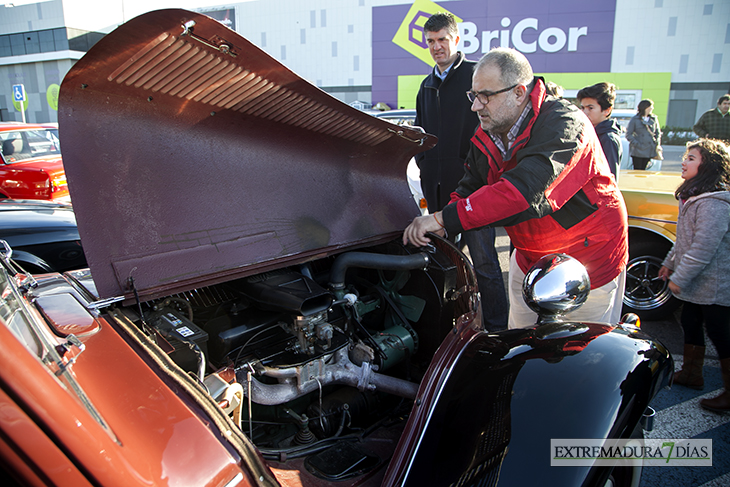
[59,9,435,301]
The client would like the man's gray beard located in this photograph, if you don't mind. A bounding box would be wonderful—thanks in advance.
[484,98,520,136]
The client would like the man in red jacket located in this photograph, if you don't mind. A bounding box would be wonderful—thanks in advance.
[404,48,628,328]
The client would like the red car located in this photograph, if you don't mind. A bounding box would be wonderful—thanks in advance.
[0,9,673,487]
[0,122,69,202]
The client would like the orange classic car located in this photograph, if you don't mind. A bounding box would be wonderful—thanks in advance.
[0,9,673,487]
[619,171,683,320]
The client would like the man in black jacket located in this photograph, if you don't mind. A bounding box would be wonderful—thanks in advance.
[414,13,507,330]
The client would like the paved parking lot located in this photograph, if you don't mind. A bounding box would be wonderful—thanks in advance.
[640,315,729,486]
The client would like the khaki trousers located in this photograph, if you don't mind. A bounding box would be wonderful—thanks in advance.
[507,251,626,329]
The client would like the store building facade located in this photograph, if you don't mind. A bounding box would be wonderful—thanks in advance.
[1,0,728,128]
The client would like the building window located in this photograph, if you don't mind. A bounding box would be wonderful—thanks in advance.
[0,36,10,57]
[626,46,634,65]
[354,55,359,71]
[67,28,103,52]
[712,53,722,73]
[679,54,689,73]
[24,32,40,54]
[321,10,327,28]
[310,10,316,28]
[301,29,306,44]
[9,34,25,56]
[703,4,713,15]
[39,30,55,52]
[654,0,663,7]
[332,41,337,57]
[53,28,68,50]
[281,45,286,60]
[348,25,354,34]
[725,23,730,43]
[0,27,101,56]
[667,17,677,36]
[261,32,267,47]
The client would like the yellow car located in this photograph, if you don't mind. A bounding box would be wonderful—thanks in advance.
[619,170,683,320]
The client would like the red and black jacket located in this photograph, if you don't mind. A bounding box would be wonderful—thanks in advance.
[441,78,628,289]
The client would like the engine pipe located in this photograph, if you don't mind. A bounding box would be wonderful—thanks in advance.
[328,251,431,298]
[238,348,420,405]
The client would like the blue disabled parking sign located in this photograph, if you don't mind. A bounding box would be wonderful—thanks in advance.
[12,84,25,102]
[12,84,27,122]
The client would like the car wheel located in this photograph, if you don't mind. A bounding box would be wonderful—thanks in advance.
[604,429,644,487]
[623,237,680,321]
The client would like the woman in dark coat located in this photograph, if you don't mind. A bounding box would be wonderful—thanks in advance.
[626,99,662,170]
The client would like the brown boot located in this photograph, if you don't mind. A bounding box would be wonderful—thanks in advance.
[700,358,730,413]
[673,344,705,390]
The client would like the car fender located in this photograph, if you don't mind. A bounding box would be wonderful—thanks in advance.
[627,218,676,245]
[385,321,672,486]
[10,250,54,273]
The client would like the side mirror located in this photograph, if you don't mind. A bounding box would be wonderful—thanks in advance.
[522,253,590,324]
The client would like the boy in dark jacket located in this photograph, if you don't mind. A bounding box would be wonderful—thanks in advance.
[577,82,622,178]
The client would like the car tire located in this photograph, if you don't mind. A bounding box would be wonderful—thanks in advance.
[604,428,644,487]
[622,237,680,321]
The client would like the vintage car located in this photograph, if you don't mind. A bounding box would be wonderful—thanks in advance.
[619,171,682,320]
[373,109,417,127]
[0,122,69,202]
[0,198,86,273]
[0,9,673,487]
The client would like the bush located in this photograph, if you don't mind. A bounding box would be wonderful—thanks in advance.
[661,126,698,146]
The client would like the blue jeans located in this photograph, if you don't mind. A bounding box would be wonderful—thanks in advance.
[460,227,508,331]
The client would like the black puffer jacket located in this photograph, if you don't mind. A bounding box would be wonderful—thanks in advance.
[594,118,622,177]
[414,52,479,213]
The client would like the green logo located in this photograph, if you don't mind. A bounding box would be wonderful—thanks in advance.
[47,84,60,111]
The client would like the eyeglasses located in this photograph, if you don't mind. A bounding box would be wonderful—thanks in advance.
[466,84,518,105]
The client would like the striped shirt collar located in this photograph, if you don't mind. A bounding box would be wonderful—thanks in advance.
[488,102,533,157]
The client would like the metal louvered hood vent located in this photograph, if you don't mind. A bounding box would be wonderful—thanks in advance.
[107,26,393,147]
[58,9,436,301]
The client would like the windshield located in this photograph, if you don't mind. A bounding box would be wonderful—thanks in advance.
[0,127,61,163]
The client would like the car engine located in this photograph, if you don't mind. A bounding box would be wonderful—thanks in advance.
[125,236,476,459]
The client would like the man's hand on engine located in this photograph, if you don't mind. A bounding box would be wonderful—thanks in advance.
[403,212,445,247]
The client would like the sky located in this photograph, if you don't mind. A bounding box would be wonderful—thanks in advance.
[119,0,253,22]
[2,0,252,25]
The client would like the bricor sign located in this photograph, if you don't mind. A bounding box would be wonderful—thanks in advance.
[373,0,616,108]
[459,17,588,55]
